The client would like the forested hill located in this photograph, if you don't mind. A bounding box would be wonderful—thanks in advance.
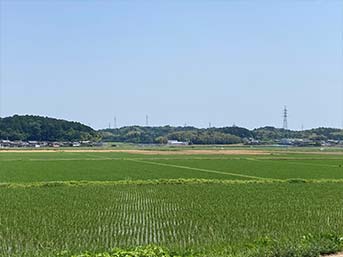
[253,126,343,141]
[100,126,250,144]
[0,115,99,141]
[1,115,342,144]
[100,125,343,144]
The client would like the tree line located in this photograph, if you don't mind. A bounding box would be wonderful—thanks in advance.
[1,115,342,144]
[100,125,343,144]
[0,115,99,141]
[101,126,245,144]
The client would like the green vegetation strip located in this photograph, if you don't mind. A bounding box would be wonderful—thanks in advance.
[1,178,343,188]
[61,236,343,257]
[127,158,266,180]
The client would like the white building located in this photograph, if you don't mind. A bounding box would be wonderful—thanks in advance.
[167,140,188,146]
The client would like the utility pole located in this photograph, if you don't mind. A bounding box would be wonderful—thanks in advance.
[283,106,288,130]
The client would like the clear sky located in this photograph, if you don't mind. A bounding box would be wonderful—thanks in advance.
[0,1,342,130]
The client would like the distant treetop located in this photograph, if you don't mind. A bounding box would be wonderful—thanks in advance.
[0,115,100,141]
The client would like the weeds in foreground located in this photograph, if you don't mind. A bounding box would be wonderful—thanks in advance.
[57,233,343,257]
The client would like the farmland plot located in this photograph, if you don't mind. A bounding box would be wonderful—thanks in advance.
[0,151,342,257]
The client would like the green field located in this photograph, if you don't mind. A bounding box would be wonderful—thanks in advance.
[0,150,342,257]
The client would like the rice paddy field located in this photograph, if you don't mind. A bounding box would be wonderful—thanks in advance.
[0,149,342,257]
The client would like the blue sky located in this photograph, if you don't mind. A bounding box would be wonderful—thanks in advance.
[0,1,342,129]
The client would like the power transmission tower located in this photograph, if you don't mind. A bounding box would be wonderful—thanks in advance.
[283,106,288,129]
[114,116,117,129]
[145,115,149,126]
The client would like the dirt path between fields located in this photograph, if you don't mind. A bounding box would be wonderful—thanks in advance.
[0,149,270,155]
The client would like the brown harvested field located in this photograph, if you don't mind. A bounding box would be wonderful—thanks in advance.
[0,149,270,155]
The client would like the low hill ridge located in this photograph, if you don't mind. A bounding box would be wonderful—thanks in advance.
[1,115,342,144]
[0,115,99,141]
[100,125,343,144]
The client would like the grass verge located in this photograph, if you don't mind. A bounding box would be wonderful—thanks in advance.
[1,178,343,188]
[58,233,343,257]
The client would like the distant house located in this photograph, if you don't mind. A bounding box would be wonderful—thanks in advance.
[167,140,188,146]
[245,138,261,145]
[28,141,40,148]
[80,141,94,147]
[0,140,11,148]
[279,138,293,145]
[72,142,81,147]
